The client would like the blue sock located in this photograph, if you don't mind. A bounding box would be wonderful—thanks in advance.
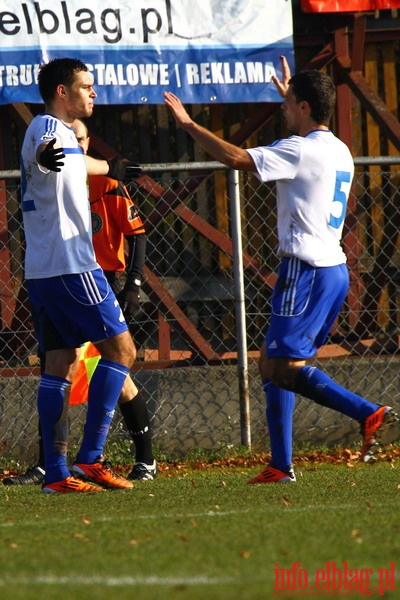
[263,378,295,473]
[37,374,71,483]
[296,366,378,421]
[76,358,130,464]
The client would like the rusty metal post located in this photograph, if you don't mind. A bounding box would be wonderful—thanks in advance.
[228,168,251,449]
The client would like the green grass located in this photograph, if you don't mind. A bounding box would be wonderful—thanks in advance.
[1,461,400,600]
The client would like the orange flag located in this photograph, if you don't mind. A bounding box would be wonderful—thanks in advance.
[69,342,101,406]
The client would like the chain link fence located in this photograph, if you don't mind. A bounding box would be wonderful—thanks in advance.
[0,161,399,461]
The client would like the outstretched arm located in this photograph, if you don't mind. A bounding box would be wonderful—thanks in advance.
[85,155,136,180]
[163,92,256,172]
[85,155,111,176]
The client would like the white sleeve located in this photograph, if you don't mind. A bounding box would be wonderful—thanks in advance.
[33,119,63,174]
[246,136,301,182]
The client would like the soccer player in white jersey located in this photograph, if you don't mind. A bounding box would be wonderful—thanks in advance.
[164,56,398,483]
[21,58,137,493]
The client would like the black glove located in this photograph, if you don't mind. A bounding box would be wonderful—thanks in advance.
[39,138,65,172]
[107,156,126,180]
[107,157,142,181]
[125,162,142,179]
[117,284,141,318]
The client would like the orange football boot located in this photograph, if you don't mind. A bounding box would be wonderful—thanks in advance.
[361,406,398,462]
[248,465,296,484]
[72,460,134,489]
[42,476,104,493]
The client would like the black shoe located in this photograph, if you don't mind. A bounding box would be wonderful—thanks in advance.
[127,461,157,481]
[3,465,45,486]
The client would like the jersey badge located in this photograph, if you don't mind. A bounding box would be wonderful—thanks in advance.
[91,212,103,234]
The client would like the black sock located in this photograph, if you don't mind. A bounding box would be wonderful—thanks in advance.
[119,393,154,464]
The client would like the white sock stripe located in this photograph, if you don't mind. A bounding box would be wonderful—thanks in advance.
[39,380,70,390]
[96,362,129,377]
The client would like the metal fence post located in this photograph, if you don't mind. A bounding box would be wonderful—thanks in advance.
[228,168,251,449]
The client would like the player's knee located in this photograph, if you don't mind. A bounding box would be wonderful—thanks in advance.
[119,339,136,369]
[124,338,137,367]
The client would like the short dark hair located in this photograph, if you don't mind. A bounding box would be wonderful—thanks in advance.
[38,58,88,103]
[289,70,336,125]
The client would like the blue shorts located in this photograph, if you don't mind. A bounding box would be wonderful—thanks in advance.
[26,268,128,352]
[266,257,349,359]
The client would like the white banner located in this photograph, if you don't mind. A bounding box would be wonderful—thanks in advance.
[0,0,294,105]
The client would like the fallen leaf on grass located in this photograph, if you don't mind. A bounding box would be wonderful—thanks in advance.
[240,550,250,559]
[80,516,91,525]
[343,449,360,462]
[351,529,363,543]
[282,496,292,507]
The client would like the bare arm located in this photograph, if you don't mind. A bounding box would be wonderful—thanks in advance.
[163,92,256,172]
[163,56,291,170]
[85,155,109,176]
[36,141,123,179]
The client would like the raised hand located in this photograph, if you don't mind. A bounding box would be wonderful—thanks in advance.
[163,91,194,129]
[271,55,292,99]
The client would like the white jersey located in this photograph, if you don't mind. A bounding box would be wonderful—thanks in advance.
[21,114,99,279]
[246,130,354,267]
